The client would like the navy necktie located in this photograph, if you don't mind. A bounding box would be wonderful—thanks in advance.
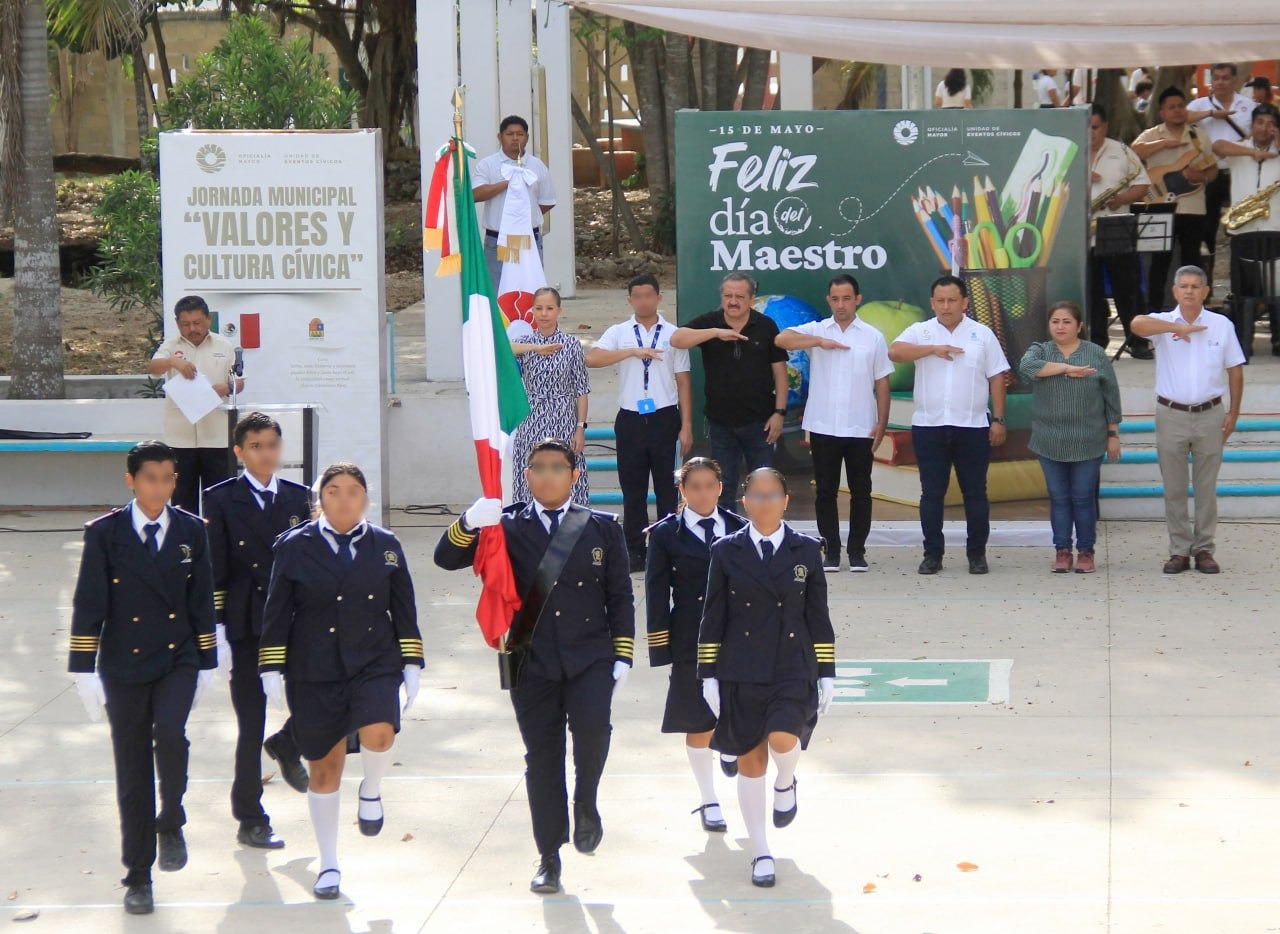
[333,532,355,568]
[545,508,562,534]
[760,539,775,563]
[259,489,274,511]
[698,517,717,546]
[144,522,161,557]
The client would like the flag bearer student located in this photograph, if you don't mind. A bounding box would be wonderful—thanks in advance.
[68,440,219,916]
[585,274,694,572]
[697,467,838,888]
[644,457,746,831]
[257,462,423,900]
[203,412,312,849]
[433,438,635,895]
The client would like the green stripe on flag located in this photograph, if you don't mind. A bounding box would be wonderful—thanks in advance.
[453,139,531,434]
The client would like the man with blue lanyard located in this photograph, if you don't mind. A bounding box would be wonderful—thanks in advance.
[587,275,694,572]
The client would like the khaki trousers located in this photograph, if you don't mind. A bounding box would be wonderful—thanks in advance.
[1154,404,1225,557]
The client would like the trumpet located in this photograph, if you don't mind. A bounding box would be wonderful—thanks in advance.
[1223,179,1280,231]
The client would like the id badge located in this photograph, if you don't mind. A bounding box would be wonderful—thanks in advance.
[637,397,657,415]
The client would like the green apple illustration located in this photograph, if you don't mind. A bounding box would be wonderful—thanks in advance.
[858,299,928,391]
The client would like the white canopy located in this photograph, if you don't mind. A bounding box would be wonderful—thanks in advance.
[568,0,1280,69]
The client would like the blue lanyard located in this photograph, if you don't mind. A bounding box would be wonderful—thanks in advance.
[633,322,662,393]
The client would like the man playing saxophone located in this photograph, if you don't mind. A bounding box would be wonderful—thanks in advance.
[1214,103,1280,356]
[1089,104,1152,357]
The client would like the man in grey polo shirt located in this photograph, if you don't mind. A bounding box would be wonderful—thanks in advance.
[1132,266,1246,574]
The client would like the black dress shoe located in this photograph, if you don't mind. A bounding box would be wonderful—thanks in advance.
[123,883,154,915]
[237,824,285,849]
[157,830,187,872]
[773,779,798,828]
[358,783,384,837]
[572,801,603,853]
[530,852,562,894]
[1129,342,1155,360]
[691,803,727,832]
[313,868,341,900]
[264,732,309,793]
[918,555,943,575]
[968,554,989,575]
[719,755,739,778]
[750,855,776,888]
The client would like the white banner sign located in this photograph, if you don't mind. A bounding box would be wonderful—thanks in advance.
[159,129,389,519]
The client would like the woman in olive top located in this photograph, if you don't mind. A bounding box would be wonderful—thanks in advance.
[1019,301,1122,574]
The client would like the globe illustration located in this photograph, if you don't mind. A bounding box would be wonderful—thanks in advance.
[755,294,821,417]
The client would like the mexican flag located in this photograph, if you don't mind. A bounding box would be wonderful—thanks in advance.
[424,137,531,647]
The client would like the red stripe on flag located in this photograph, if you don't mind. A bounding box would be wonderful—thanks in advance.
[472,440,519,647]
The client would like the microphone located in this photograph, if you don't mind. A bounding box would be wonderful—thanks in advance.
[233,347,244,377]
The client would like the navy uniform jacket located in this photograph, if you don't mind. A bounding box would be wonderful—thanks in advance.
[203,475,311,641]
[68,504,218,683]
[645,507,746,667]
[257,520,423,683]
[433,503,635,681]
[696,525,836,684]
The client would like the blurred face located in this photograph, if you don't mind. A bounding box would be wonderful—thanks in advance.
[1048,308,1083,344]
[1088,115,1107,150]
[826,283,861,322]
[1211,67,1236,99]
[1160,94,1188,127]
[741,473,788,530]
[499,124,528,159]
[235,429,283,481]
[1254,87,1270,104]
[126,459,178,514]
[680,467,722,517]
[177,310,210,345]
[1172,274,1210,312]
[532,294,561,334]
[720,280,753,318]
[1253,114,1278,147]
[930,284,969,329]
[525,449,577,506]
[320,473,368,533]
[627,284,661,319]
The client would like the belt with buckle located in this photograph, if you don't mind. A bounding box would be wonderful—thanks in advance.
[1157,395,1222,413]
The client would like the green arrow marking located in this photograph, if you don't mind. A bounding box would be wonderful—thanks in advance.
[832,659,1012,705]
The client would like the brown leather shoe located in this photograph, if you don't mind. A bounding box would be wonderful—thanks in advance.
[1194,551,1221,574]
[1052,549,1073,573]
[1163,555,1191,574]
[1075,551,1096,574]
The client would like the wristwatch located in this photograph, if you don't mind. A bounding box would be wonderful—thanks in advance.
[577,421,588,429]
[991,416,1007,424]
[773,408,787,417]
[1107,430,1119,438]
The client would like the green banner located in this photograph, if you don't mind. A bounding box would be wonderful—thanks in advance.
[674,109,1089,416]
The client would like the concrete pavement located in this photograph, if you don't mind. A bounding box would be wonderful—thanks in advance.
[2,507,1279,933]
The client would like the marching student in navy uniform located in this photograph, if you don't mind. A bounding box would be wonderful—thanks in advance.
[68,441,218,915]
[203,412,311,850]
[697,468,838,888]
[645,457,746,833]
[434,438,635,896]
[257,462,423,900]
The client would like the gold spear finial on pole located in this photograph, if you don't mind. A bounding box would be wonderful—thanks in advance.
[452,87,464,139]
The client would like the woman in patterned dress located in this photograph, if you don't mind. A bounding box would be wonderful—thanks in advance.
[510,287,591,506]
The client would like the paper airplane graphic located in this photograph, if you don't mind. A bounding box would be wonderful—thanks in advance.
[962,151,990,166]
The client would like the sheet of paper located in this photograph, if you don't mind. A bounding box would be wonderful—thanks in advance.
[165,371,223,424]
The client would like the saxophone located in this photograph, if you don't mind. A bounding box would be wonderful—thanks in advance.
[1090,145,1143,237]
[1223,179,1280,232]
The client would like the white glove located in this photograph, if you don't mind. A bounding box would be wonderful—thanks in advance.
[402,664,421,712]
[463,497,503,530]
[702,677,721,718]
[611,660,630,699]
[818,676,836,716]
[74,672,106,723]
[215,623,232,675]
[191,668,217,709]
[261,671,285,711]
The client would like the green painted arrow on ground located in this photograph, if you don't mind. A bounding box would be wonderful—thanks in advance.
[833,659,1012,704]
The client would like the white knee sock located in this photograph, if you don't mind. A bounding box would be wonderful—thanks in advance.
[736,774,769,860]
[770,741,801,813]
[358,746,393,820]
[686,745,722,822]
[307,789,340,872]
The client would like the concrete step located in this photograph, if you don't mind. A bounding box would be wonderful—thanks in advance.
[1099,480,1280,519]
[1103,448,1280,482]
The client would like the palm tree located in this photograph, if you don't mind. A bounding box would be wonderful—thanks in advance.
[1,0,65,399]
